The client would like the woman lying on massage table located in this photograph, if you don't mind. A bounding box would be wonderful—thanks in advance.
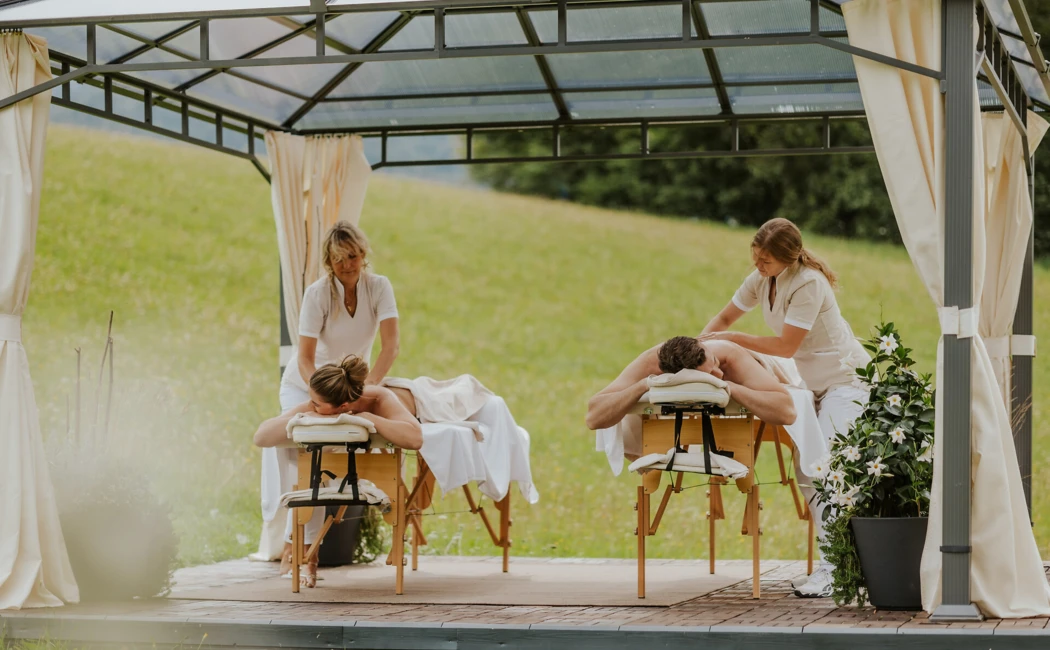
[585,335,797,431]
[253,354,422,586]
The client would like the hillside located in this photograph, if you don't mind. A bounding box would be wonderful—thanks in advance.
[26,124,1050,566]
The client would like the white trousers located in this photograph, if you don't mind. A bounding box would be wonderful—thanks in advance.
[798,384,868,566]
[251,382,324,562]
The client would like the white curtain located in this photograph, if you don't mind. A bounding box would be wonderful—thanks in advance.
[265,132,372,336]
[0,33,79,609]
[253,132,372,561]
[843,0,1050,618]
[979,113,1048,406]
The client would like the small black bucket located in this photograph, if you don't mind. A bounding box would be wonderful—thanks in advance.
[317,505,365,567]
[851,517,928,610]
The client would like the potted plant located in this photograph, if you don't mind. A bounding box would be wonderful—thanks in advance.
[811,322,935,609]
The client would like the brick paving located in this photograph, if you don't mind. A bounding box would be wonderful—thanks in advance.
[3,558,1049,634]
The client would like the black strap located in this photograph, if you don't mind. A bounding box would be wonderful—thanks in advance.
[665,410,686,473]
[337,443,361,501]
[940,545,972,554]
[701,412,715,475]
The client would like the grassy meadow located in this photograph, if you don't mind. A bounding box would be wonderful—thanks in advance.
[26,124,1050,567]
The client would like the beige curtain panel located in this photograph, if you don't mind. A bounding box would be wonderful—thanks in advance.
[0,33,79,610]
[843,0,1050,618]
[979,112,1048,407]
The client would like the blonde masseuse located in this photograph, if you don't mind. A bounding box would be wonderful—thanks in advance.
[261,221,400,581]
[699,218,869,599]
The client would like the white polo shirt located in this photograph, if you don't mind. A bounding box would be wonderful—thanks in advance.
[281,272,398,392]
[732,262,868,395]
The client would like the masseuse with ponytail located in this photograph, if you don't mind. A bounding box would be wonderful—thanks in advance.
[700,218,869,599]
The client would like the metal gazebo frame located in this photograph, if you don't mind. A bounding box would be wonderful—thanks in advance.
[2,0,1048,622]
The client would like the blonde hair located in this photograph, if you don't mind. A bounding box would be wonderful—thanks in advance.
[322,221,372,304]
[309,354,370,407]
[751,218,838,289]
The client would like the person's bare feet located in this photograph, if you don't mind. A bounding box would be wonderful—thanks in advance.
[279,542,293,576]
[301,560,319,588]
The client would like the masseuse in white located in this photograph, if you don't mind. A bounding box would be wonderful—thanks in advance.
[700,218,869,599]
[263,221,400,582]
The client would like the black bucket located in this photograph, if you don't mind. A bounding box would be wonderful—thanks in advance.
[317,505,365,567]
[851,517,928,610]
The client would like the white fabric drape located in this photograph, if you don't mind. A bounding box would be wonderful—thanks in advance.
[254,132,371,562]
[843,0,1050,618]
[265,131,372,337]
[979,113,1049,406]
[0,33,79,609]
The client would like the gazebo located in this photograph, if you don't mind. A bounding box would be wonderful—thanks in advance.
[1,0,1049,623]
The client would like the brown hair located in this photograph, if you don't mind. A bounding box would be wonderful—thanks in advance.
[309,354,369,407]
[751,218,838,288]
[658,336,707,374]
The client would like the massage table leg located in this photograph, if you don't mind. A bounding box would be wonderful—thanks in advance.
[395,473,406,595]
[291,483,302,594]
[498,492,511,573]
[708,484,717,575]
[637,485,649,599]
[808,516,815,576]
[751,485,761,599]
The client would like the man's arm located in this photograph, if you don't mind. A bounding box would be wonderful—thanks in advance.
[358,386,423,450]
[585,346,659,430]
[253,401,314,448]
[723,349,797,426]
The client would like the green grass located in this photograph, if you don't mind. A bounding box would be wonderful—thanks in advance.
[26,124,1050,567]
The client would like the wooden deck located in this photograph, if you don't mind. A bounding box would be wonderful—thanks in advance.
[2,557,1048,649]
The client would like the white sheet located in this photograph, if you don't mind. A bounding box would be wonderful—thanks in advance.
[628,447,749,480]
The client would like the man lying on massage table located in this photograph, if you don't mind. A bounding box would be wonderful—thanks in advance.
[586,335,797,433]
[253,354,422,586]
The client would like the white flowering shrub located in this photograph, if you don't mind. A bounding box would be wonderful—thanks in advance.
[811,322,935,605]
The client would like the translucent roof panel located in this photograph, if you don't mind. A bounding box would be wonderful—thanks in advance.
[329,56,549,98]
[445,12,529,48]
[716,43,856,83]
[728,83,864,115]
[379,15,434,51]
[563,89,721,120]
[298,94,559,130]
[701,0,846,35]
[545,50,713,90]
[526,5,695,44]
[188,72,307,122]
[323,12,402,51]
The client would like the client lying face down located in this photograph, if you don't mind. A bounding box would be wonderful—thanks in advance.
[253,354,423,451]
[585,336,797,431]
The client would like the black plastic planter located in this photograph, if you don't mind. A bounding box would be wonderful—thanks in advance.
[318,505,364,567]
[851,517,928,610]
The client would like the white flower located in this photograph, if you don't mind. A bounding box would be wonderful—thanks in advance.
[843,446,862,462]
[918,441,933,463]
[836,485,860,507]
[920,438,930,449]
[809,457,830,479]
[839,355,857,373]
[866,457,886,477]
[886,394,903,409]
[827,470,845,484]
[889,428,906,444]
[879,335,899,354]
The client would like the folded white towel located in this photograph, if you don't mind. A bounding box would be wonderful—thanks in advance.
[279,478,390,512]
[627,447,749,480]
[647,369,727,389]
[285,412,377,437]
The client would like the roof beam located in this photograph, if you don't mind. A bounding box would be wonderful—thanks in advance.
[690,0,731,115]
[281,12,418,129]
[515,7,570,121]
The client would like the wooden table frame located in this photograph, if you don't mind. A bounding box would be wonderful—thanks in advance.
[290,448,513,595]
[635,414,813,600]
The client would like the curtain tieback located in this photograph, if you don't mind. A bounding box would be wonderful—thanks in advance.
[0,314,21,342]
[938,306,978,339]
[985,335,1036,358]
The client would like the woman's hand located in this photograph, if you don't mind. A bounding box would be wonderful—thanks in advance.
[698,331,734,343]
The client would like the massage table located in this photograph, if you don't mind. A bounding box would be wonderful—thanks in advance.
[626,376,815,600]
[281,417,516,595]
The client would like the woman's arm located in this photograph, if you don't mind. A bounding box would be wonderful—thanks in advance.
[700,325,808,359]
[359,386,422,450]
[254,401,314,447]
[701,301,747,336]
[297,335,318,386]
[366,318,400,385]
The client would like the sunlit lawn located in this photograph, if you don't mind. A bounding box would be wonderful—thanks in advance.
[26,125,1050,567]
